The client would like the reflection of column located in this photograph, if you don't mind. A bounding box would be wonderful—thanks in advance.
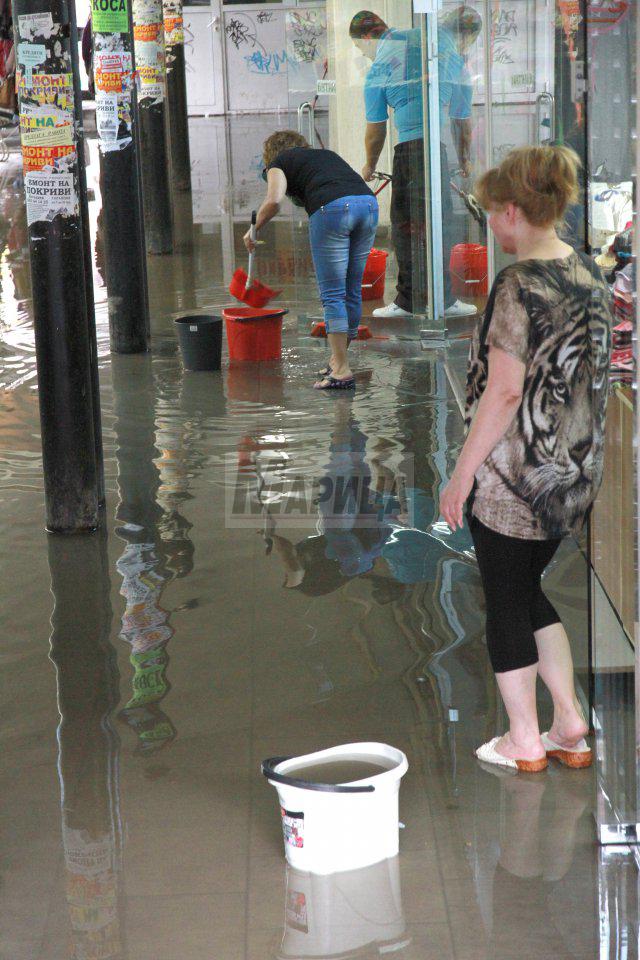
[112,355,197,755]
[113,356,176,754]
[48,534,124,960]
[280,857,408,958]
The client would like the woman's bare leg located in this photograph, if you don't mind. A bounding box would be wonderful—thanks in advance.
[326,332,351,379]
[494,663,546,760]
[534,622,588,747]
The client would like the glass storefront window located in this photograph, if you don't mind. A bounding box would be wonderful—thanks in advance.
[586,2,638,842]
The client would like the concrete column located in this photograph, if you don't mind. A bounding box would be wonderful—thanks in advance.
[13,0,103,531]
[92,0,150,353]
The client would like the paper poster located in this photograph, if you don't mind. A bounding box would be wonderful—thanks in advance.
[163,0,183,45]
[17,42,47,83]
[94,51,132,94]
[133,22,161,42]
[18,74,75,170]
[24,172,77,225]
[18,72,74,110]
[22,143,75,173]
[22,124,73,147]
[18,12,56,40]
[136,42,164,103]
[20,103,70,128]
[91,0,129,34]
[163,16,183,45]
[96,93,118,142]
[133,0,162,27]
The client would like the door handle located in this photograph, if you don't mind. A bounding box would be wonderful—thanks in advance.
[535,91,555,143]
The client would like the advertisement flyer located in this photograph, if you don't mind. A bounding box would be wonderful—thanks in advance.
[91,0,129,34]
[22,143,75,173]
[135,42,165,103]
[22,124,73,147]
[133,0,162,27]
[163,0,184,45]
[24,171,78,225]
[17,12,57,40]
[18,71,74,111]
[133,21,161,42]
[94,51,132,95]
[95,94,118,144]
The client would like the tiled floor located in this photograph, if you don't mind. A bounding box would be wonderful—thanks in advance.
[0,115,637,959]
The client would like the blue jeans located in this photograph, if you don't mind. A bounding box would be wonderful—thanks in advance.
[308,195,379,337]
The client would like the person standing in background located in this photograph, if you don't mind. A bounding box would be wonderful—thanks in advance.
[350,6,481,321]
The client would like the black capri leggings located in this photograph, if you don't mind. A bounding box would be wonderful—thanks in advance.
[469,516,562,673]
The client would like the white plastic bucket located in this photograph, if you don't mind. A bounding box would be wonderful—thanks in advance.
[261,742,408,875]
[278,856,408,958]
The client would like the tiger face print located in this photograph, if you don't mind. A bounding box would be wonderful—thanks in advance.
[465,253,612,540]
[502,314,610,537]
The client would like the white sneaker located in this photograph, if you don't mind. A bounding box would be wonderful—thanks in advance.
[444,299,478,318]
[371,303,413,319]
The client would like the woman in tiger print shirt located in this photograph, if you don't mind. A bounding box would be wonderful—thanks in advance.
[439,145,611,773]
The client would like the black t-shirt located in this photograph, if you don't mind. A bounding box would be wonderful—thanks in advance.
[267,148,374,216]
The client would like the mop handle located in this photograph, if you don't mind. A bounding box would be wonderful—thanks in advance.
[245,210,257,291]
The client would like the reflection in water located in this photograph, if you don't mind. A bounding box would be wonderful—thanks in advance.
[112,356,195,756]
[472,766,594,958]
[48,534,124,960]
[279,857,408,959]
[251,391,488,797]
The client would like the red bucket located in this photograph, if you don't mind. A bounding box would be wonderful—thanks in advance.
[223,307,286,361]
[362,248,388,301]
[449,243,488,298]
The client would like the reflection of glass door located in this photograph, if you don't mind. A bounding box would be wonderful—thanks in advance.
[424,1,587,330]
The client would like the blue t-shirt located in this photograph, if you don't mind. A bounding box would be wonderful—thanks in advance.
[437,26,473,130]
[364,27,473,142]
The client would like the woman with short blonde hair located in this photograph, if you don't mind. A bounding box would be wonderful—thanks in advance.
[440,145,611,772]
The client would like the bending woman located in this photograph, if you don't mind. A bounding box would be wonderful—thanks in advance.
[440,145,611,772]
[245,131,379,390]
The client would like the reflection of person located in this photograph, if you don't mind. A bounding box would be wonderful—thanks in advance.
[245,131,378,390]
[350,6,481,320]
[478,769,593,958]
[439,146,612,771]
[262,401,469,597]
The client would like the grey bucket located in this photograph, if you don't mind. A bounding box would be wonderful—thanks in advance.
[175,315,223,371]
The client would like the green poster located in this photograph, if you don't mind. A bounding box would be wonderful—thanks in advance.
[92,0,128,33]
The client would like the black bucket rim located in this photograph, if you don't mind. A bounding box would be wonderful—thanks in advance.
[174,314,223,326]
[261,756,375,794]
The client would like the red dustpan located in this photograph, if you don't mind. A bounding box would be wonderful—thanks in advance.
[229,210,280,308]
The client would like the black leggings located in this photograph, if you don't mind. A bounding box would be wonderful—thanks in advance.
[469,516,562,673]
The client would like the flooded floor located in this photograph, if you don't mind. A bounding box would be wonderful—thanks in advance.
[0,115,634,959]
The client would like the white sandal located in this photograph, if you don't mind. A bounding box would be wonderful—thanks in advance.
[541,732,592,769]
[475,736,548,773]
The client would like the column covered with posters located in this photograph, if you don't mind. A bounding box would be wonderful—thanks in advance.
[163,0,190,192]
[133,0,173,254]
[13,0,102,532]
[92,0,150,353]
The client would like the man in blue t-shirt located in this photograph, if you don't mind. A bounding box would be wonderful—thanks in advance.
[349,8,482,320]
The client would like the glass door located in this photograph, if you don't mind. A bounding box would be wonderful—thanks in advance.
[424,0,587,332]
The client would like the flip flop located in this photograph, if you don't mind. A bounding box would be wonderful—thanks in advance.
[541,732,592,769]
[313,375,355,391]
[317,364,332,377]
[475,736,548,773]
